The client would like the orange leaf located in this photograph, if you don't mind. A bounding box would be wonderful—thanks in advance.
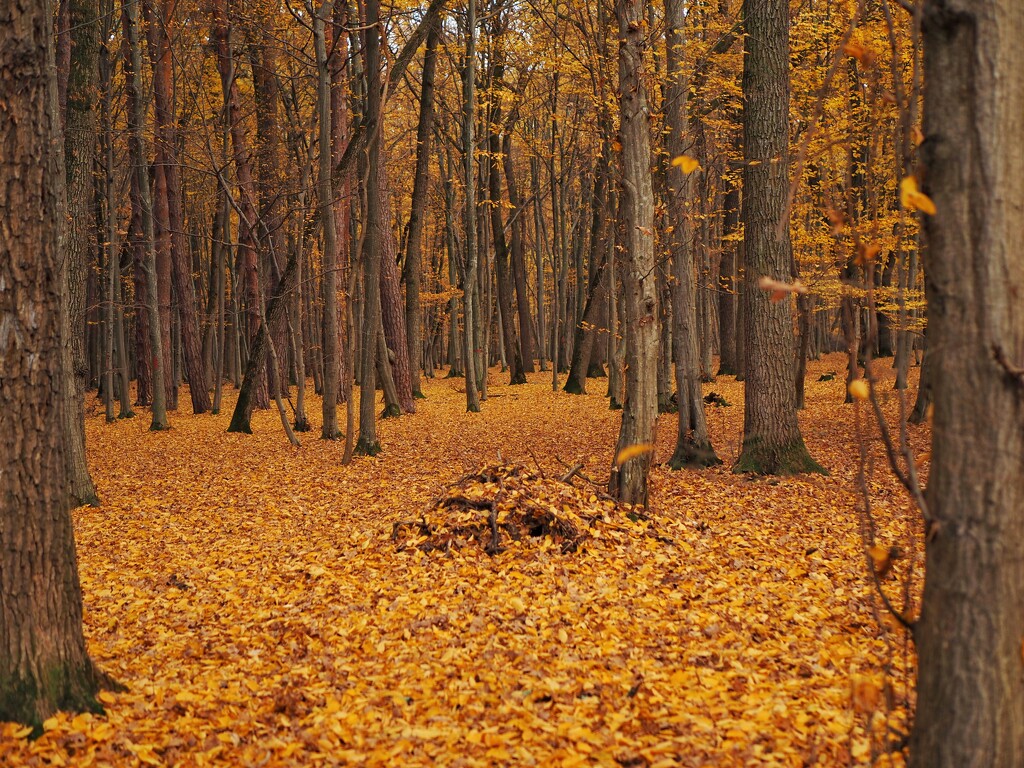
[614,443,655,467]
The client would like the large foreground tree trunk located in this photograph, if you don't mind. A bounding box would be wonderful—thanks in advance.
[608,0,659,507]
[910,1,1024,764]
[734,0,823,475]
[0,0,101,724]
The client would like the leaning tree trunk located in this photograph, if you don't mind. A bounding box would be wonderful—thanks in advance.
[608,0,659,507]
[733,0,823,475]
[59,0,100,506]
[0,0,102,724]
[910,2,1024,764]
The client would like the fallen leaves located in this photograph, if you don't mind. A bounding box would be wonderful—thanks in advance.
[0,355,923,767]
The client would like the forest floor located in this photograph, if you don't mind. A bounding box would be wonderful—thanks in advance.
[1,353,925,767]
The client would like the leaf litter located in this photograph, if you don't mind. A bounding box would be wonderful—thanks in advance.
[0,353,924,767]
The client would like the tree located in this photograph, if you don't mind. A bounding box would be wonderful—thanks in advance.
[58,0,101,506]
[0,0,102,724]
[664,0,719,469]
[608,0,659,507]
[910,1,1024,763]
[733,0,823,475]
[460,0,482,412]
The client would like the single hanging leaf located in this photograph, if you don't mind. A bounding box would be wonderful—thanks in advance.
[615,443,655,467]
[671,155,701,174]
[757,276,808,303]
[900,176,936,215]
[848,379,870,401]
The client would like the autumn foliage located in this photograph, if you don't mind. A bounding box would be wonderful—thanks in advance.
[0,356,923,766]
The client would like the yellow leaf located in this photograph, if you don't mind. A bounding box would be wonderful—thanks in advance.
[848,379,870,401]
[911,126,925,147]
[900,176,937,215]
[97,690,117,705]
[557,627,569,644]
[614,443,655,467]
[42,717,59,732]
[174,690,200,704]
[670,154,701,174]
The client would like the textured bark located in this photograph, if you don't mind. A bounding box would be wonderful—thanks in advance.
[356,0,386,453]
[249,29,289,402]
[608,0,659,506]
[402,19,440,397]
[734,0,823,475]
[311,0,341,439]
[123,0,168,430]
[910,2,1024,764]
[377,159,416,412]
[664,0,719,469]
[503,132,534,373]
[145,0,209,414]
[718,180,740,375]
[0,0,101,723]
[227,250,298,434]
[486,41,526,386]
[460,0,481,412]
[59,0,100,505]
[210,0,264,409]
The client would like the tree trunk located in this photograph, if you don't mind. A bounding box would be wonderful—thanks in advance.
[718,180,740,375]
[460,0,481,412]
[145,0,209,414]
[664,0,719,469]
[734,0,823,475]
[356,0,386,452]
[0,0,102,723]
[402,19,440,398]
[124,0,169,430]
[503,131,534,373]
[911,2,1024,763]
[58,0,101,505]
[608,0,660,507]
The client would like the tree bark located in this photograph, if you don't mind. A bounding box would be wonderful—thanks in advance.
[608,0,660,506]
[664,0,720,469]
[0,0,102,723]
[460,0,481,412]
[123,0,169,430]
[734,0,823,475]
[910,2,1024,764]
[402,19,440,398]
[58,0,101,505]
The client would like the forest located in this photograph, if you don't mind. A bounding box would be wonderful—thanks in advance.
[1,0,1022,765]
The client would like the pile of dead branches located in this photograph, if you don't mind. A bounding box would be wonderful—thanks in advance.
[391,462,619,555]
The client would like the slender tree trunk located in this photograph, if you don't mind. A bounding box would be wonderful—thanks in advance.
[609,0,660,506]
[718,180,739,375]
[664,0,719,469]
[145,0,209,414]
[460,0,481,412]
[734,0,822,475]
[59,0,100,505]
[124,0,168,431]
[402,19,439,398]
[311,0,341,439]
[377,159,416,412]
[356,0,386,451]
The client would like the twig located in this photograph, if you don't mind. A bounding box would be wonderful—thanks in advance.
[559,462,585,485]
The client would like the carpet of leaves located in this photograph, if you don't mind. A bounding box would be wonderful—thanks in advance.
[0,354,926,767]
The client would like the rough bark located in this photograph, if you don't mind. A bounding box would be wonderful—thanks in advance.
[734,0,823,475]
[145,0,209,414]
[402,19,440,398]
[460,0,481,412]
[910,2,1024,764]
[58,0,101,505]
[0,0,102,723]
[124,0,169,430]
[664,0,720,469]
[608,0,660,506]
